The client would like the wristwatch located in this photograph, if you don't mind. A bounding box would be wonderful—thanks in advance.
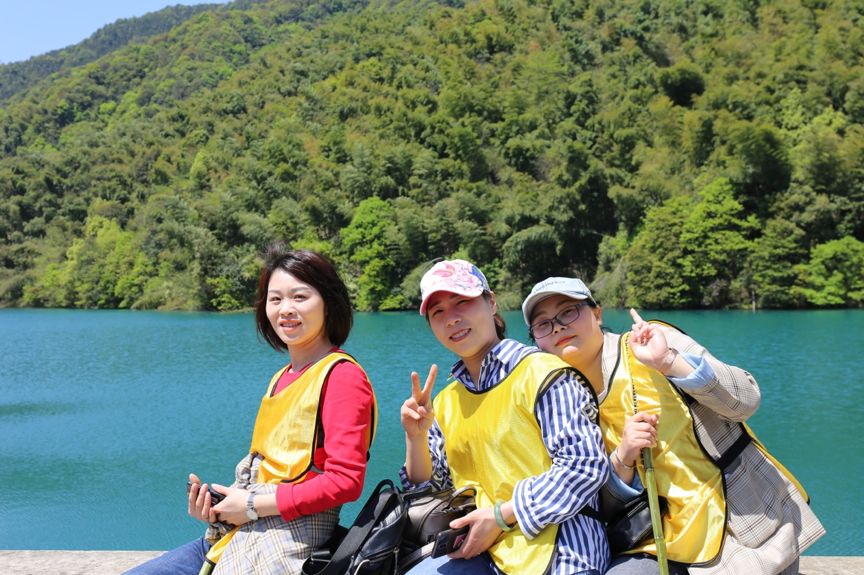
[246,494,259,521]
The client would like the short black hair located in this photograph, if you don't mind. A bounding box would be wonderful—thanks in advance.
[255,245,353,351]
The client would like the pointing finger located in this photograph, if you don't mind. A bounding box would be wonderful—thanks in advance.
[629,308,645,324]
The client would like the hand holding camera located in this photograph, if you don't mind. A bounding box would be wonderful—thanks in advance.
[187,480,226,505]
[431,527,470,558]
[186,473,225,523]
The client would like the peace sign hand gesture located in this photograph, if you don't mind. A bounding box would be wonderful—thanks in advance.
[401,365,437,437]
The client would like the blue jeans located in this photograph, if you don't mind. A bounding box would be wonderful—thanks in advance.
[406,553,499,574]
[122,537,211,575]
[408,553,602,575]
[607,555,689,574]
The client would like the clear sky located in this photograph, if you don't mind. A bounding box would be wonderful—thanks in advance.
[0,1,231,65]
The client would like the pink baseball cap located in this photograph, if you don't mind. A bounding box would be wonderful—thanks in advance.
[419,259,491,315]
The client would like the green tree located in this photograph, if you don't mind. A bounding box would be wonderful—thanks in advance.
[678,178,758,307]
[749,219,807,308]
[793,236,864,307]
[26,216,147,308]
[340,197,398,311]
[502,224,559,287]
[591,230,629,308]
[656,61,705,108]
[725,122,792,217]
[626,196,691,309]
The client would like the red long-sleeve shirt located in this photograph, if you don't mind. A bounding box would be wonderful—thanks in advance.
[272,353,374,521]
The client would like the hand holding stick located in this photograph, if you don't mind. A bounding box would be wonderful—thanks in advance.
[628,332,669,575]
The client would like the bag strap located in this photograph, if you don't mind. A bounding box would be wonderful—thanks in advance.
[305,479,401,575]
[679,387,753,472]
[401,484,433,505]
[396,542,435,575]
[444,485,476,507]
[715,427,752,470]
[578,504,603,523]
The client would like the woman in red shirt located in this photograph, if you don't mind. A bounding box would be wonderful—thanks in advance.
[124,246,376,575]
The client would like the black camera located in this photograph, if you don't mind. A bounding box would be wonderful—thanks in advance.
[186,481,226,506]
[431,527,469,558]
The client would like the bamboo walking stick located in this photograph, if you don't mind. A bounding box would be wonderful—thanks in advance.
[640,444,669,575]
[628,334,669,575]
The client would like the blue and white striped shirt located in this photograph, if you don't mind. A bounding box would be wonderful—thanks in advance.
[399,339,610,574]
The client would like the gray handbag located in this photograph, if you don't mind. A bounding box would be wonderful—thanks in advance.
[397,485,477,572]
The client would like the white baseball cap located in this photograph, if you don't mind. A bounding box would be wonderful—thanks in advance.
[522,277,596,326]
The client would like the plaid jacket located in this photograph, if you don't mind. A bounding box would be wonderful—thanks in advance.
[601,327,825,575]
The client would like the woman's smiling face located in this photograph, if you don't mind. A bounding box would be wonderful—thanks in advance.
[530,294,604,370]
[426,291,499,362]
[266,268,328,351]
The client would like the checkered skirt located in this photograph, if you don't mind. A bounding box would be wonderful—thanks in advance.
[206,453,341,575]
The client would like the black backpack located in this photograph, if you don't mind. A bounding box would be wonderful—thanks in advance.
[301,479,473,575]
[302,479,408,575]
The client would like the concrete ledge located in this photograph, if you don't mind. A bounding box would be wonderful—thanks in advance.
[799,557,864,575]
[0,551,165,575]
[0,551,861,574]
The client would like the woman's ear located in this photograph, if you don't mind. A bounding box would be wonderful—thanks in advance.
[594,305,603,326]
[488,292,498,314]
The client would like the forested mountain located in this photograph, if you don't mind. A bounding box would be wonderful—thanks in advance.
[0,3,239,103]
[1,0,862,312]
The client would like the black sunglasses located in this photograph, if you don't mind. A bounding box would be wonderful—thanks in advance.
[529,303,589,339]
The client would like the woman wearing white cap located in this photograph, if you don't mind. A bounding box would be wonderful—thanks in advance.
[522,277,825,575]
[400,260,609,575]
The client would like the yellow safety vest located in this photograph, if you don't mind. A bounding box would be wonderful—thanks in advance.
[205,352,377,566]
[601,333,725,564]
[601,326,809,565]
[433,352,574,575]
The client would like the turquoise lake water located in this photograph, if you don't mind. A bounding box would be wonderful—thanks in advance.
[0,307,861,555]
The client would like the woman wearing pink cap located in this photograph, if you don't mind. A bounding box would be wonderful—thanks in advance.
[522,277,824,575]
[400,260,609,575]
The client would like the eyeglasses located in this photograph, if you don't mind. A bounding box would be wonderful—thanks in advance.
[529,303,590,339]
